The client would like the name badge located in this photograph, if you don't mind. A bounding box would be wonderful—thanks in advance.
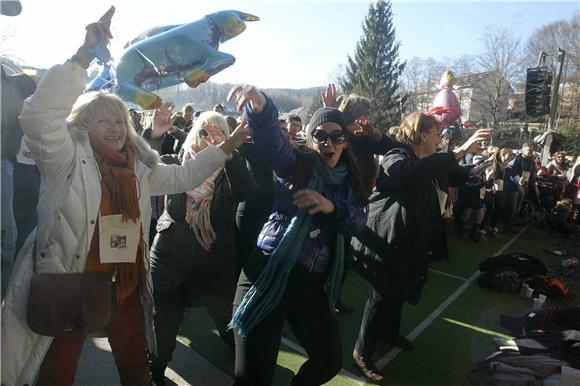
[521,171,531,183]
[433,181,448,216]
[494,179,504,192]
[99,214,140,263]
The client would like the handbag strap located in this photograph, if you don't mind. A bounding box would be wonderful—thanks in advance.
[32,237,38,274]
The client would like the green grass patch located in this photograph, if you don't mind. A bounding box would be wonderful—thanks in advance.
[176,223,568,385]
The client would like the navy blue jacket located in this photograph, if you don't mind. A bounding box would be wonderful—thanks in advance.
[245,96,367,273]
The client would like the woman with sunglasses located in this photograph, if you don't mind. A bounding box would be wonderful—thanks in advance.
[148,111,257,385]
[227,85,368,386]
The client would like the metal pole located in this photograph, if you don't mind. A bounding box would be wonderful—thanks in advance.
[548,49,566,131]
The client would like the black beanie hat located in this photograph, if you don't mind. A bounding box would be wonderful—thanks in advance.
[307,107,348,138]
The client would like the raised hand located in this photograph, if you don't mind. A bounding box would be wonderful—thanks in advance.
[202,123,226,146]
[74,6,115,68]
[455,128,492,158]
[151,102,174,139]
[227,84,267,113]
[230,120,251,143]
[322,83,338,108]
[293,189,335,215]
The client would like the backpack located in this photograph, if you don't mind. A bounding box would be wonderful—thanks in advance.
[478,270,523,293]
[478,253,547,293]
[525,275,569,298]
[479,253,547,279]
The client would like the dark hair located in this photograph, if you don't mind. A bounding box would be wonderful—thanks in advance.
[288,115,301,123]
[173,115,187,129]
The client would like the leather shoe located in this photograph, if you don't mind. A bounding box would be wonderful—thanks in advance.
[352,351,384,383]
[387,334,414,351]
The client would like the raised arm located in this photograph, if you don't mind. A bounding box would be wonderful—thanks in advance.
[228,84,298,178]
[381,148,457,187]
[19,7,114,178]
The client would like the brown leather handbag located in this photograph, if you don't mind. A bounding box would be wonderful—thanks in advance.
[27,242,117,336]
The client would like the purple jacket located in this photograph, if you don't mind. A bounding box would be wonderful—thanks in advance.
[245,96,367,273]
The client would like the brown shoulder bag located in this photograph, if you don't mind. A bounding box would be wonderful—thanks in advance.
[27,241,117,336]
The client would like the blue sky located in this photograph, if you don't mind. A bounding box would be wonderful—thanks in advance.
[1,1,577,88]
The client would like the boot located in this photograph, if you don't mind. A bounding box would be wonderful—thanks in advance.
[150,364,166,386]
[469,225,480,242]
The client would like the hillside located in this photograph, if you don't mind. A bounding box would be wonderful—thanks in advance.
[157,82,323,114]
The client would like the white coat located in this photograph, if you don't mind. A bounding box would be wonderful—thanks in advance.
[1,61,227,386]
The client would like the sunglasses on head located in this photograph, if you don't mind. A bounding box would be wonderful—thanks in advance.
[311,129,347,145]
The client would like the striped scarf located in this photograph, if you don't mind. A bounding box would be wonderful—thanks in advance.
[183,147,224,251]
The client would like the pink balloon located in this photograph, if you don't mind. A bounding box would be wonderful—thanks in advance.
[431,89,461,126]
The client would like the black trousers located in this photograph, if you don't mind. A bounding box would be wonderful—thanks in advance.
[233,252,342,386]
[354,286,405,359]
[150,284,234,374]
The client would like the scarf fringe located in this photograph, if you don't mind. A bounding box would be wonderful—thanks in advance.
[185,168,222,251]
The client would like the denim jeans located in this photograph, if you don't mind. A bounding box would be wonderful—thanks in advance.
[1,159,16,299]
[505,187,524,228]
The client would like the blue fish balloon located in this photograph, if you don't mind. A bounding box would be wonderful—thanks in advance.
[88,10,259,109]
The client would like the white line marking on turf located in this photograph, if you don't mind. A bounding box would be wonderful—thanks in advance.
[376,225,530,370]
[428,268,467,281]
[281,337,367,385]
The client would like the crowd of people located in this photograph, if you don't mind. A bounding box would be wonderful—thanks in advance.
[444,137,580,242]
[1,10,579,386]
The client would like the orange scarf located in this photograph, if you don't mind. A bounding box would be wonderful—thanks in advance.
[84,140,144,302]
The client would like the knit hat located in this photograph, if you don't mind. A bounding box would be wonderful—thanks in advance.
[307,107,348,138]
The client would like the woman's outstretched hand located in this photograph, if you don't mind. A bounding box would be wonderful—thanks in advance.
[322,83,338,108]
[202,123,227,146]
[453,128,492,159]
[73,6,115,69]
[227,85,267,113]
[151,102,175,139]
[293,189,335,215]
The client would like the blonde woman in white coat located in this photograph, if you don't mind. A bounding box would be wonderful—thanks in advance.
[1,9,244,386]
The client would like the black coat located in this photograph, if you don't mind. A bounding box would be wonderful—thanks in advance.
[352,145,470,304]
[150,152,257,300]
[235,142,274,272]
[348,133,401,195]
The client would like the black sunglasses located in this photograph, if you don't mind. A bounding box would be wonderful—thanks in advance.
[198,129,208,138]
[311,129,347,145]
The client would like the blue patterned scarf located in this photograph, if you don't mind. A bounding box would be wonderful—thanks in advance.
[229,158,349,337]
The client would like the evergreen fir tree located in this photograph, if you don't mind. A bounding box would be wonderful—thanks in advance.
[340,0,406,130]
[306,91,323,123]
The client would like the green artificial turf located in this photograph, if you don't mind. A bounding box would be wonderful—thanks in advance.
[176,223,570,385]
